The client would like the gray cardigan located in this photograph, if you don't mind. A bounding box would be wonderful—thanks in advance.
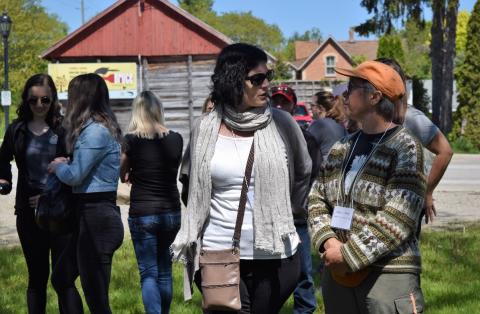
[179,107,312,299]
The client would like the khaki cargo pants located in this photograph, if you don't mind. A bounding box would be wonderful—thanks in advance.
[321,269,424,314]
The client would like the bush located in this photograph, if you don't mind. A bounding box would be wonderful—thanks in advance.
[450,136,480,154]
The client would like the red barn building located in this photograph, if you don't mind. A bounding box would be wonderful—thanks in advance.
[42,0,233,138]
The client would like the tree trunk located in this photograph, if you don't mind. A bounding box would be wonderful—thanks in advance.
[430,0,445,130]
[430,0,459,134]
[441,0,459,133]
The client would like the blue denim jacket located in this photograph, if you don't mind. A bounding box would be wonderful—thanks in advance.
[55,121,120,193]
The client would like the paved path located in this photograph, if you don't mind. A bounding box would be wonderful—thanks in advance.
[1,154,479,246]
[425,154,480,230]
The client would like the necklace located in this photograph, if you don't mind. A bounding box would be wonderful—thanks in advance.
[336,121,393,206]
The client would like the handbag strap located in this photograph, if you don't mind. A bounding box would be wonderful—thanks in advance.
[232,141,255,249]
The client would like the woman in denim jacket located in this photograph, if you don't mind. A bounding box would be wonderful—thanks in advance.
[49,73,123,314]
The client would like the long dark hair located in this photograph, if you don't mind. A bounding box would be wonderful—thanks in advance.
[211,43,268,109]
[64,73,121,152]
[16,74,61,127]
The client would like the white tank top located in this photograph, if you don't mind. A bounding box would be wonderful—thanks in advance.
[202,134,298,259]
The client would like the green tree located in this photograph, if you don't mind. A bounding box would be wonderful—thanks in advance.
[456,10,470,64]
[283,28,323,60]
[0,0,67,126]
[351,55,368,66]
[216,12,283,53]
[289,27,323,42]
[412,77,431,115]
[356,0,459,134]
[271,56,292,81]
[377,34,405,65]
[178,0,217,26]
[178,0,284,53]
[178,0,213,15]
[454,0,480,149]
[400,19,431,79]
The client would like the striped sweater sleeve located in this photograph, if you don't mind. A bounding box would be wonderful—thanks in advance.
[340,136,427,272]
[308,168,338,253]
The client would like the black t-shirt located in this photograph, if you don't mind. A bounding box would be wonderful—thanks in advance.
[301,128,321,187]
[124,132,183,216]
[344,127,399,194]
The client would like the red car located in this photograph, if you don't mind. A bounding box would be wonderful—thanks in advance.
[293,102,313,128]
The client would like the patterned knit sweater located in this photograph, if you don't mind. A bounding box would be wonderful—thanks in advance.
[308,126,426,274]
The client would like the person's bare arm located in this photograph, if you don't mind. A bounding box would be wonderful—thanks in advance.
[120,153,130,183]
[424,131,453,223]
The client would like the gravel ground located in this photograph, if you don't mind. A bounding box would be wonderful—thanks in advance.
[1,154,479,247]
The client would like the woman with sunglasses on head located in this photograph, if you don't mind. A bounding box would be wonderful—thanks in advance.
[120,91,183,314]
[48,73,123,313]
[308,61,426,313]
[171,43,312,313]
[0,74,82,313]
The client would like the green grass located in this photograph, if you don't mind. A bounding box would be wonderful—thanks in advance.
[1,224,479,313]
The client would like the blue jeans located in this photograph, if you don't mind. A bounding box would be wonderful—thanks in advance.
[293,223,317,314]
[128,212,181,314]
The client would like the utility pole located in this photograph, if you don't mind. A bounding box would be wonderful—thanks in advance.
[80,0,85,24]
[1,12,12,129]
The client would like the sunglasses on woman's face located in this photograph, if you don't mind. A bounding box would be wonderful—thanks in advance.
[246,70,274,86]
[28,96,52,106]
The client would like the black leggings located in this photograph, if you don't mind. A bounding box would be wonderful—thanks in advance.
[52,192,124,314]
[196,251,301,314]
[16,208,82,314]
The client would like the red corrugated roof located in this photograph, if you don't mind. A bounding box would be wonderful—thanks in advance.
[41,0,233,60]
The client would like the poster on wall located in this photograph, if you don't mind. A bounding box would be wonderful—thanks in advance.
[48,63,138,100]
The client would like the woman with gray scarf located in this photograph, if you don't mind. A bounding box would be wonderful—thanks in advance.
[171,43,312,313]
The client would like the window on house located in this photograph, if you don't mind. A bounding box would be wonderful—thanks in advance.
[325,56,336,76]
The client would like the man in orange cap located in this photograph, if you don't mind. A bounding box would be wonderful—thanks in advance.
[308,60,426,313]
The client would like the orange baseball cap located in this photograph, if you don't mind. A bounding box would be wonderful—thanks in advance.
[335,60,405,102]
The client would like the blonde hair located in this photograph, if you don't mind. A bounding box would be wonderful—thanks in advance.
[127,91,168,139]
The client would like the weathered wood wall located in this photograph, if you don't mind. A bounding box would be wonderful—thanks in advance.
[112,64,337,146]
[112,57,215,146]
[146,58,215,142]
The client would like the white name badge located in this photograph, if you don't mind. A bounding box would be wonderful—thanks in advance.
[331,206,355,230]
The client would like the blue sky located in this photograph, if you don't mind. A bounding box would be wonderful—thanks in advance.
[41,0,477,41]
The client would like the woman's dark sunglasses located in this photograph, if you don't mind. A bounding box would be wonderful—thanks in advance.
[27,96,52,106]
[246,70,274,86]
